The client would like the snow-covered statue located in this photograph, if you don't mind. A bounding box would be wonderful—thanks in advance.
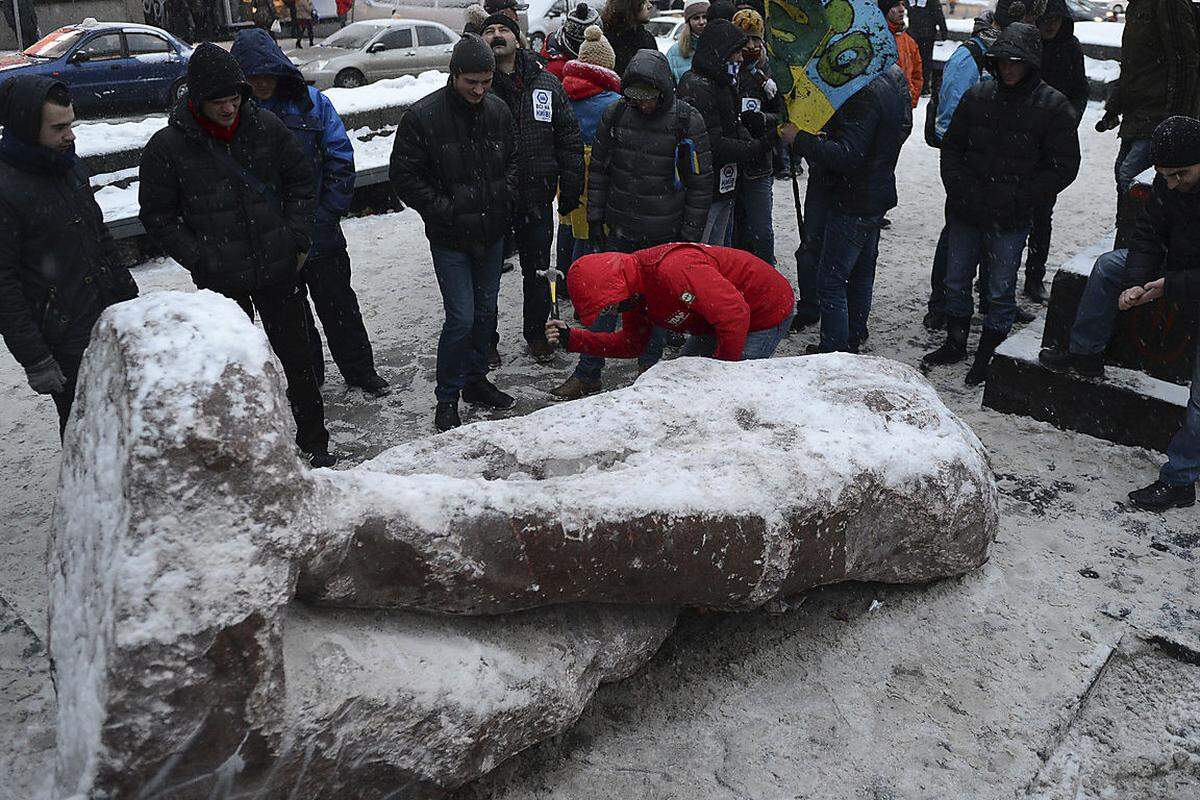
[49,291,997,798]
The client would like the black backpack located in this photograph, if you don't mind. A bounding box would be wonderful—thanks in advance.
[924,38,988,149]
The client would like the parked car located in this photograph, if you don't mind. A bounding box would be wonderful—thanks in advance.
[0,19,192,116]
[292,18,459,89]
[647,14,683,53]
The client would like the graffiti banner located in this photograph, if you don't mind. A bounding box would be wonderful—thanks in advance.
[766,0,899,133]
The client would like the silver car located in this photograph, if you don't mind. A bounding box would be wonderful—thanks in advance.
[292,19,459,90]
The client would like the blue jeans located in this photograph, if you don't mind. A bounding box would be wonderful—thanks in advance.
[735,173,775,265]
[1068,249,1151,355]
[1115,137,1153,196]
[703,194,736,245]
[678,310,795,359]
[1161,347,1200,486]
[572,309,668,383]
[944,220,1030,335]
[793,182,830,320]
[430,239,504,402]
[927,224,984,316]
[816,211,883,352]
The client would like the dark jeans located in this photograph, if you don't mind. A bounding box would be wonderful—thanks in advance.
[1025,199,1056,283]
[295,19,314,45]
[1114,137,1153,196]
[431,239,504,402]
[794,182,831,320]
[944,220,1030,336]
[928,223,984,316]
[1161,344,1200,486]
[915,36,935,94]
[556,222,576,277]
[734,173,775,265]
[224,284,330,454]
[815,211,883,352]
[50,345,86,438]
[516,206,555,343]
[302,245,378,386]
[1067,249,1147,355]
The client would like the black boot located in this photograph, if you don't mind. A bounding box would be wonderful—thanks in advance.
[1015,306,1037,325]
[789,308,820,333]
[351,373,392,398]
[1128,480,1196,511]
[435,401,461,432]
[463,377,515,409]
[1024,275,1048,303]
[307,450,338,468]
[922,309,946,331]
[922,316,969,366]
[965,328,1007,386]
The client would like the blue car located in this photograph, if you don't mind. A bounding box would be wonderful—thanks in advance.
[0,19,192,115]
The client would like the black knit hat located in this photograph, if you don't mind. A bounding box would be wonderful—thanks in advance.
[877,0,905,12]
[186,42,250,102]
[709,0,736,20]
[481,12,522,41]
[450,32,497,75]
[1151,116,1200,168]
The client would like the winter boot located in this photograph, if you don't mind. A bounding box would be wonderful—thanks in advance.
[922,316,969,367]
[922,309,946,331]
[789,308,820,333]
[1015,306,1036,325]
[352,373,392,398]
[1128,480,1196,511]
[1038,346,1073,372]
[463,377,515,409]
[964,328,1007,386]
[307,450,338,468]
[1024,275,1048,303]
[435,401,461,432]
[1072,352,1106,379]
[550,375,601,401]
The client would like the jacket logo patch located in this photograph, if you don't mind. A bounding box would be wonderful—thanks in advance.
[532,89,553,122]
[667,311,688,325]
[680,292,695,304]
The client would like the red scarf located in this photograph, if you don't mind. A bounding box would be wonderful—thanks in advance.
[188,99,240,143]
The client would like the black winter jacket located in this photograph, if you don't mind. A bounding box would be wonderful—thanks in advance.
[796,65,912,217]
[907,0,947,46]
[389,83,518,252]
[737,54,785,180]
[605,23,658,78]
[940,24,1081,230]
[1127,174,1200,302]
[1039,1,1088,122]
[678,19,770,197]
[0,83,138,368]
[1107,0,1199,139]
[588,49,713,243]
[491,49,584,213]
[139,98,316,292]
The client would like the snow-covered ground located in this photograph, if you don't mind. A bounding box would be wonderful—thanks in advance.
[4,102,1198,800]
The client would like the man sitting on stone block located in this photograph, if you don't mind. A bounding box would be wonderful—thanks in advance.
[1039,115,1200,512]
[544,243,795,366]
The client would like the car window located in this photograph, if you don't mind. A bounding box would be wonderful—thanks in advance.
[127,32,172,55]
[645,20,678,37]
[322,23,380,49]
[416,26,450,47]
[77,33,125,61]
[24,28,86,59]
[376,28,414,49]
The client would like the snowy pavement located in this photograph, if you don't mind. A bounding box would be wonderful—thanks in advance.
[4,101,1199,799]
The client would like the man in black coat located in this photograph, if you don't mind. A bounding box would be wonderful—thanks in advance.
[0,76,139,436]
[139,44,334,467]
[1041,116,1200,511]
[923,22,1080,385]
[678,18,774,245]
[482,13,584,363]
[1023,0,1088,302]
[389,34,520,432]
[906,0,947,95]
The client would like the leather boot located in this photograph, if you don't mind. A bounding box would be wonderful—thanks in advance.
[549,375,601,401]
[965,328,1007,386]
[922,316,969,366]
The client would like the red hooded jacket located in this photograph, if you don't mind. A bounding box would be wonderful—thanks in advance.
[566,243,795,361]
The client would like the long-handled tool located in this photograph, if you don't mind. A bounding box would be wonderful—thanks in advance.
[789,142,806,246]
[537,262,563,320]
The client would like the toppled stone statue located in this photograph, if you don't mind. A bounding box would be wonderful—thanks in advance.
[50,292,997,798]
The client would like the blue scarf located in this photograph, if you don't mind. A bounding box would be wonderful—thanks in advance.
[0,129,80,176]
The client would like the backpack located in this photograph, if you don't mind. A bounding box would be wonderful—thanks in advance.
[924,38,988,149]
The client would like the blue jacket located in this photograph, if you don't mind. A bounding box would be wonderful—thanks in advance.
[935,35,990,142]
[571,90,621,145]
[795,64,912,217]
[666,42,692,84]
[231,28,355,255]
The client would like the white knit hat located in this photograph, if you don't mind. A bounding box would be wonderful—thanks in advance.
[577,25,616,72]
[684,0,710,21]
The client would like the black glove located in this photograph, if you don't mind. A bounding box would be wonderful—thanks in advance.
[26,355,66,395]
[1096,111,1120,133]
[740,109,766,139]
[588,225,607,252]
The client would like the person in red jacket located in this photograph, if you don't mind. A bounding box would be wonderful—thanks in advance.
[545,243,795,362]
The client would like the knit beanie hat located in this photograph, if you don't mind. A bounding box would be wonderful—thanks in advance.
[576,25,617,71]
[732,8,764,38]
[481,11,522,41]
[186,43,249,102]
[1151,116,1200,168]
[684,0,710,21]
[877,0,905,13]
[995,0,1048,27]
[561,2,601,54]
[709,0,736,21]
[464,4,488,32]
[450,32,496,75]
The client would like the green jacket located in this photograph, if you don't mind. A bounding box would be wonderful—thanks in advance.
[1107,0,1200,139]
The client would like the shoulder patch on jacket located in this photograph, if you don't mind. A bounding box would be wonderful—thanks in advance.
[533,89,553,122]
[681,291,695,304]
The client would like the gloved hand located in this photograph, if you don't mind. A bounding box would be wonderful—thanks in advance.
[26,355,66,395]
[763,77,777,99]
[588,226,607,252]
[545,319,571,349]
[740,109,767,139]
[1096,111,1120,133]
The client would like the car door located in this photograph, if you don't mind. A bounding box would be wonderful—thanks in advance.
[365,27,416,80]
[124,31,183,108]
[63,32,134,110]
[414,25,455,73]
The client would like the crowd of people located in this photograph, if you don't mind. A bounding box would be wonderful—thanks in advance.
[0,0,1196,509]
